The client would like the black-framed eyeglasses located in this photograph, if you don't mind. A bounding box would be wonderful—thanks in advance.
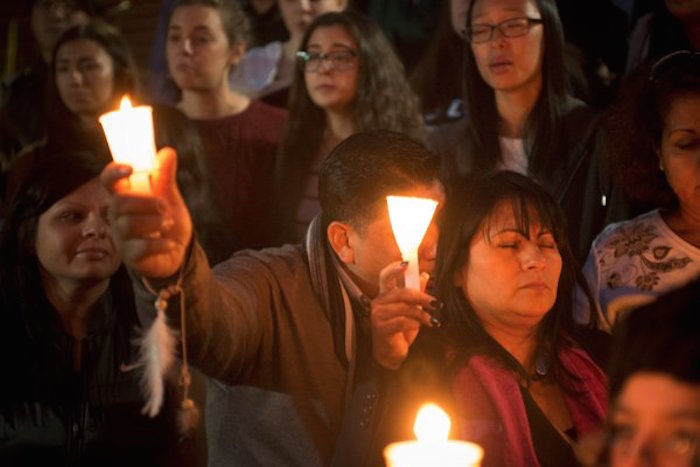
[466,17,543,44]
[296,48,358,72]
[649,50,700,82]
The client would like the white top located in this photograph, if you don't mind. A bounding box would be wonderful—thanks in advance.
[498,136,527,175]
[576,209,700,331]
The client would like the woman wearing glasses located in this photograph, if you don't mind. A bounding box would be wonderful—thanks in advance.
[275,11,426,243]
[577,51,700,331]
[432,0,620,262]
[166,0,287,263]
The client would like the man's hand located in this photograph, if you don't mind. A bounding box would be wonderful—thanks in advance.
[371,261,440,370]
[101,147,193,278]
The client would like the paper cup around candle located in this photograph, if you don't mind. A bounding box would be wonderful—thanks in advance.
[386,196,438,290]
[99,96,158,193]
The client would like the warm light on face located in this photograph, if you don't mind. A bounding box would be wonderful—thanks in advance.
[99,95,158,192]
[386,196,438,290]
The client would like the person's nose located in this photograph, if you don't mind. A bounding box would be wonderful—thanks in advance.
[182,38,193,55]
[317,55,333,73]
[299,0,312,12]
[489,27,507,48]
[418,223,439,274]
[69,68,83,85]
[520,242,546,271]
[83,211,108,238]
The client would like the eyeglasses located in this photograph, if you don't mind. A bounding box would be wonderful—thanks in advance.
[466,17,543,44]
[649,50,700,82]
[296,48,358,73]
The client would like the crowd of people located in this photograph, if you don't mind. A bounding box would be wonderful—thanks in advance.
[0,0,698,466]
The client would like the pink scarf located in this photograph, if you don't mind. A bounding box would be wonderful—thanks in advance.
[451,348,607,466]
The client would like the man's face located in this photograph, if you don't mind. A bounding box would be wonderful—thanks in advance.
[339,181,444,298]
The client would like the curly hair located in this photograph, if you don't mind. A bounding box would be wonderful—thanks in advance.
[605,53,700,207]
[280,11,426,170]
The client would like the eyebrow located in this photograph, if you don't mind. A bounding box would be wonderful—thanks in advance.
[490,228,553,237]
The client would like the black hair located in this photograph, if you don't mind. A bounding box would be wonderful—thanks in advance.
[608,278,700,402]
[0,148,108,346]
[434,171,597,389]
[462,0,571,175]
[318,130,438,230]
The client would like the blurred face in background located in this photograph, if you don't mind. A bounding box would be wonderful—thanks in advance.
[55,38,115,118]
[35,178,120,290]
[610,372,700,467]
[303,24,359,114]
[167,4,243,92]
[278,0,347,41]
[469,0,544,95]
[32,0,89,62]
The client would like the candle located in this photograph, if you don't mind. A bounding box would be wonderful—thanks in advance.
[99,96,158,192]
[384,403,483,467]
[386,196,438,290]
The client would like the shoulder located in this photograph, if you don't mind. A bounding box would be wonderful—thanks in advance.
[592,210,662,251]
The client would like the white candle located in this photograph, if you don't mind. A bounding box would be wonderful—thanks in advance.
[386,196,438,290]
[384,404,483,467]
[99,96,158,192]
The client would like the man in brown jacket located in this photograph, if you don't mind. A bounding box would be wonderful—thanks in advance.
[101,130,443,465]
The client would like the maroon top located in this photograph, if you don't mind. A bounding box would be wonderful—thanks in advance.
[192,100,286,264]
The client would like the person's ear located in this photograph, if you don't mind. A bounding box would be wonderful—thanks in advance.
[327,221,355,265]
[654,145,665,171]
[229,41,246,66]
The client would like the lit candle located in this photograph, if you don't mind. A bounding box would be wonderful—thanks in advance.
[384,403,483,467]
[386,196,438,290]
[99,96,158,192]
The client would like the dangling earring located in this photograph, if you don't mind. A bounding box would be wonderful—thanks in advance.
[659,159,665,172]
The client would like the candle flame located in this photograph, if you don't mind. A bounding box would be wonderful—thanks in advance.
[120,95,132,110]
[413,403,450,444]
[386,196,438,255]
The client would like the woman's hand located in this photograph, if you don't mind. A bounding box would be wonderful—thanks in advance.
[370,261,439,370]
[100,147,193,278]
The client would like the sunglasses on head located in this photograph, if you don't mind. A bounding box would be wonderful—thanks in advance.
[649,50,700,82]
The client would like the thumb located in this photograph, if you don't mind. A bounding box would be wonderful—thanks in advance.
[151,147,180,199]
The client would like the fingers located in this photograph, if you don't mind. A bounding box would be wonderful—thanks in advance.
[372,301,435,328]
[101,163,133,194]
[379,260,407,294]
[151,147,179,198]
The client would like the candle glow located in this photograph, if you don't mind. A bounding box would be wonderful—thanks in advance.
[386,196,438,290]
[99,96,158,192]
[383,403,484,467]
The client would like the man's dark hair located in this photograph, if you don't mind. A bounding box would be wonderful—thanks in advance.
[608,279,700,402]
[318,130,439,230]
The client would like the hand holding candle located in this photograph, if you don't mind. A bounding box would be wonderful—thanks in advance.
[386,196,438,290]
[384,403,483,467]
[99,96,158,192]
